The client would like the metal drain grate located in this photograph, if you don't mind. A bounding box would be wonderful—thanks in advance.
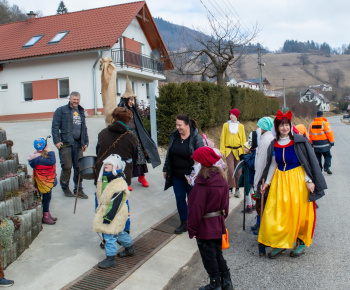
[62,211,179,290]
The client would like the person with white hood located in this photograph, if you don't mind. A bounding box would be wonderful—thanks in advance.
[93,154,135,269]
[252,117,274,234]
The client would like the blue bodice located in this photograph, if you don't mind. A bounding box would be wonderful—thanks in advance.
[274,140,300,171]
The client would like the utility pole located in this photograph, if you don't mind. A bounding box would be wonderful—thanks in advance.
[257,47,265,92]
[282,78,286,110]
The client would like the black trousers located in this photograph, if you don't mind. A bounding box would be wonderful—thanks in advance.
[197,238,229,278]
[315,150,332,170]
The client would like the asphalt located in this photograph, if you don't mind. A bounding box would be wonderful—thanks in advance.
[0,117,243,290]
[166,115,350,290]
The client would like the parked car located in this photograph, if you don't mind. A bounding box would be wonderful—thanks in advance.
[343,114,349,119]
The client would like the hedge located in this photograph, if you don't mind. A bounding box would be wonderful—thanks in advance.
[157,82,279,145]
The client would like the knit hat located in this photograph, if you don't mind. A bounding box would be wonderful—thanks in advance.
[33,138,46,151]
[295,124,307,136]
[229,108,240,118]
[121,75,137,99]
[192,147,220,167]
[97,154,126,181]
[317,110,323,117]
[257,117,274,131]
[112,107,133,124]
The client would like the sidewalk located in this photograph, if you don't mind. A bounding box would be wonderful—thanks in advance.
[0,118,243,290]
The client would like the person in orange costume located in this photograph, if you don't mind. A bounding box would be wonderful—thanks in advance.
[308,111,334,174]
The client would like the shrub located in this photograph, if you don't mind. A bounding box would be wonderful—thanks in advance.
[157,82,279,144]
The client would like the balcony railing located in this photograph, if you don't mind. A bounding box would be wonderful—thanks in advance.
[111,48,164,74]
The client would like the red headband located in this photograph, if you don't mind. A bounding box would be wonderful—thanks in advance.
[276,110,292,121]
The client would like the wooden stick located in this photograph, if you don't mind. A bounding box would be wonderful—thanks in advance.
[73,174,81,214]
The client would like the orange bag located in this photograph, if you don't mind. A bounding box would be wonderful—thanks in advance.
[222,228,229,249]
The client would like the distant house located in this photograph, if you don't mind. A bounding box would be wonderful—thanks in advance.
[263,90,283,98]
[236,78,270,90]
[226,77,237,87]
[309,84,332,92]
[299,89,330,111]
[0,1,173,121]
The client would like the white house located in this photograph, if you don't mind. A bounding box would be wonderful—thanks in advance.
[236,78,270,91]
[299,89,330,111]
[0,1,173,121]
[309,84,332,92]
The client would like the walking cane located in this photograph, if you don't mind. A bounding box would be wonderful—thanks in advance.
[73,174,81,214]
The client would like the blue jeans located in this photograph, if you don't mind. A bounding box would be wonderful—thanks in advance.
[59,140,83,192]
[103,232,133,256]
[173,177,192,221]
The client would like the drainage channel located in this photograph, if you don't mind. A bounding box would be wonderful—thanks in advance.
[61,211,179,290]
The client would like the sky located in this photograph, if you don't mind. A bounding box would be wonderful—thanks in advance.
[8,0,350,51]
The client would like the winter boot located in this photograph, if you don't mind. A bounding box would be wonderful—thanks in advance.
[117,245,136,258]
[42,212,56,225]
[48,211,58,221]
[174,221,187,234]
[98,255,116,269]
[220,270,233,290]
[199,275,222,290]
[251,215,260,230]
[268,248,286,259]
[233,188,240,198]
[138,175,149,187]
[258,243,266,256]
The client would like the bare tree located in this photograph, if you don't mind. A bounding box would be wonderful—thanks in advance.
[298,53,311,67]
[170,16,258,85]
[328,68,345,88]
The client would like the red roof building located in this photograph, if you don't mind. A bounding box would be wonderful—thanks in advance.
[0,1,173,121]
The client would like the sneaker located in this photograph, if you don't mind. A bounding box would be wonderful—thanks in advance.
[229,188,234,198]
[0,277,14,287]
[76,190,88,199]
[324,169,332,175]
[62,187,75,197]
[234,188,240,198]
[290,239,306,257]
[268,248,286,259]
[253,229,259,235]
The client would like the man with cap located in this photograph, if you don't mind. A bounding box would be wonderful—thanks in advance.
[252,117,274,235]
[309,111,334,174]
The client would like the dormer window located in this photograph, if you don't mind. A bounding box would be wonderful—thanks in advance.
[48,31,69,44]
[23,35,44,48]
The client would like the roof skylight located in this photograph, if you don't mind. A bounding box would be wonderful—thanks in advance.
[23,35,44,48]
[48,31,69,44]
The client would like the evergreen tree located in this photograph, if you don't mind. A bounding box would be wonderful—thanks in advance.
[57,1,68,14]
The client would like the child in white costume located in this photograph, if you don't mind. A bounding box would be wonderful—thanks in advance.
[93,154,135,269]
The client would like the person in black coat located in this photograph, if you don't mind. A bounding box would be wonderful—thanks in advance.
[118,76,161,190]
[163,114,204,234]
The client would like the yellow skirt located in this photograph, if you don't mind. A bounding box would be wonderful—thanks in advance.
[258,166,315,249]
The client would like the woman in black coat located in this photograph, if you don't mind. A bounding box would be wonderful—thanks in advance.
[163,114,204,234]
[118,77,161,190]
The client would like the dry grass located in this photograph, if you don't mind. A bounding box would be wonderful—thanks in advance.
[230,53,350,90]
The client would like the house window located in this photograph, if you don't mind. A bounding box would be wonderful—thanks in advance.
[23,82,33,101]
[23,35,44,48]
[0,84,8,91]
[48,31,69,44]
[59,79,69,98]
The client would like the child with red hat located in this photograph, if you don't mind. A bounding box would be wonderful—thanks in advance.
[187,147,233,290]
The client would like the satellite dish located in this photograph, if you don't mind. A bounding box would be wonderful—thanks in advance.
[151,49,160,60]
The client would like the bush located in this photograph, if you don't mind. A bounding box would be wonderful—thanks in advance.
[157,82,279,144]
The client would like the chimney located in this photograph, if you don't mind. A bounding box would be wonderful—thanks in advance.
[26,11,37,23]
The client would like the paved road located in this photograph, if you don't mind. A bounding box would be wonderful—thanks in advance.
[166,116,349,290]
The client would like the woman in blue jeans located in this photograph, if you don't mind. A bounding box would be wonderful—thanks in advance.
[163,114,204,234]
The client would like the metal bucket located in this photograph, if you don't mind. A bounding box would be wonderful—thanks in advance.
[78,156,97,180]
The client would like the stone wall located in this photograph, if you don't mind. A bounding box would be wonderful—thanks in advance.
[0,129,43,269]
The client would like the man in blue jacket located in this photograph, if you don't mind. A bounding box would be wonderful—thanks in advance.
[51,91,89,198]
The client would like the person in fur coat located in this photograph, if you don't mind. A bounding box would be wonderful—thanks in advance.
[93,154,135,269]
